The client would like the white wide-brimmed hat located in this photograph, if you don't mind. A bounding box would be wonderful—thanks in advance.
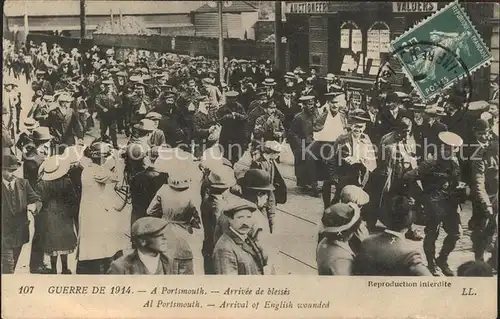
[38,155,71,181]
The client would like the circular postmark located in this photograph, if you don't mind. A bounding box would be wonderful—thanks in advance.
[374,40,473,129]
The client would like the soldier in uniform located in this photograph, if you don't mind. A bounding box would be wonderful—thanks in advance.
[468,119,498,267]
[253,99,285,144]
[403,132,466,276]
[288,95,322,195]
[129,78,152,127]
[216,91,248,164]
[94,79,120,149]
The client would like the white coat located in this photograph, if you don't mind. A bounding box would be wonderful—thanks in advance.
[77,154,132,261]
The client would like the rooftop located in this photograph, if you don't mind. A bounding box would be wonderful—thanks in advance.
[4,0,203,17]
[194,1,257,13]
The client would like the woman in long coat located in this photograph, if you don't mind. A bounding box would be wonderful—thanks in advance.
[36,155,78,274]
[76,141,132,274]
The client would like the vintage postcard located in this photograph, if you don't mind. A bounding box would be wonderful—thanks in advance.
[2,1,498,318]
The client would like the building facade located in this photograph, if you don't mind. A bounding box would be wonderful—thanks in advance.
[285,1,499,100]
[193,1,259,39]
[3,0,202,40]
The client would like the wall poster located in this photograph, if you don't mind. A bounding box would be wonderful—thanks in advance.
[351,29,362,53]
[379,29,390,52]
[340,29,350,49]
[367,29,380,58]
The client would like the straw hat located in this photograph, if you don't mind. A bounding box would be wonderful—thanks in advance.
[262,78,277,86]
[38,155,71,181]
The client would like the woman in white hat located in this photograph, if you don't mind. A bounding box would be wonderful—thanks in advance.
[76,141,131,274]
[35,155,78,274]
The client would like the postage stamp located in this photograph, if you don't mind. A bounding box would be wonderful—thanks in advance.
[389,0,492,101]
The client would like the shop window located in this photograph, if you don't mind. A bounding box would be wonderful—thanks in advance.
[340,21,363,75]
[366,21,390,77]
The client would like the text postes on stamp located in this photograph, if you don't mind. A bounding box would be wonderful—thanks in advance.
[389,0,492,101]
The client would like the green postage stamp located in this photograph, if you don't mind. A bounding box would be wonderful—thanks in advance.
[389,0,492,101]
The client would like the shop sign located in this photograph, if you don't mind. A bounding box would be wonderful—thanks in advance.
[393,2,438,13]
[286,2,329,14]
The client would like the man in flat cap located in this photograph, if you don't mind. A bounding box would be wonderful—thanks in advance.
[468,119,498,268]
[107,217,193,275]
[403,131,466,276]
[213,196,270,275]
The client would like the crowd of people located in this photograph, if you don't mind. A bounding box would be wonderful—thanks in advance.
[2,38,498,276]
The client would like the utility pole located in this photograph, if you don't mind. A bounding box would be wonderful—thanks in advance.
[80,0,86,39]
[23,1,29,44]
[218,1,224,84]
[274,1,282,71]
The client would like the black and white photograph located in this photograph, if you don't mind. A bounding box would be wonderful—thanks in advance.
[1,1,498,316]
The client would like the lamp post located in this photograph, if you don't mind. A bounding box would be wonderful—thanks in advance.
[208,1,232,84]
[218,1,224,84]
[80,0,86,39]
[274,1,282,71]
[24,1,29,42]
[12,25,19,50]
